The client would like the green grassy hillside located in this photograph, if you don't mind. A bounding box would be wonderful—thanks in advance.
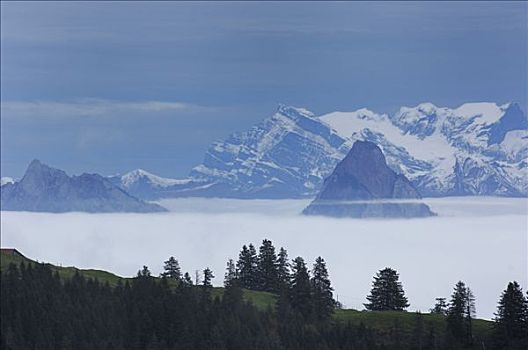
[0,249,123,286]
[0,249,277,310]
[0,249,493,338]
[335,309,492,339]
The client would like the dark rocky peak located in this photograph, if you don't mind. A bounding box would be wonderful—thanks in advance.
[317,141,420,201]
[304,141,432,218]
[488,102,527,145]
[336,141,393,196]
[19,159,70,194]
[23,159,67,178]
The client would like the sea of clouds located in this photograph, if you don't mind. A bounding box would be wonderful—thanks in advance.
[1,196,526,319]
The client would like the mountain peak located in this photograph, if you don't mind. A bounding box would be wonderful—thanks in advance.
[2,161,167,213]
[454,102,504,124]
[21,159,69,185]
[417,102,438,109]
[126,168,151,177]
[121,168,156,186]
[391,103,445,138]
[27,159,45,171]
[396,102,439,117]
[350,140,383,154]
[303,141,434,218]
[487,101,528,145]
[326,140,415,200]
[351,107,383,119]
[502,101,524,115]
[340,141,387,177]
[120,168,186,188]
[276,104,315,119]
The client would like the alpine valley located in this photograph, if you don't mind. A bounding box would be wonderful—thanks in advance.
[109,102,527,200]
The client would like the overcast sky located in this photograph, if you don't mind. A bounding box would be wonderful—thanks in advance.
[1,1,526,178]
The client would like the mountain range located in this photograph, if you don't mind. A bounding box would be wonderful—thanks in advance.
[0,160,166,213]
[109,102,527,199]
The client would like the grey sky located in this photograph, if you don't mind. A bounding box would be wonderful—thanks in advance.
[1,1,526,178]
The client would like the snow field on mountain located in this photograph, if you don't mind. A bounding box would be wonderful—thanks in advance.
[319,109,457,170]
[121,169,191,188]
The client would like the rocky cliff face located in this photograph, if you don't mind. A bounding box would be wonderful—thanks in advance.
[1,160,167,213]
[187,105,350,198]
[303,141,434,218]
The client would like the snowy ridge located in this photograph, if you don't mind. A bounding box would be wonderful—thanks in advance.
[185,102,527,198]
[0,177,15,186]
[120,169,190,188]
[187,105,350,198]
[107,102,527,199]
[322,102,527,196]
[107,169,200,200]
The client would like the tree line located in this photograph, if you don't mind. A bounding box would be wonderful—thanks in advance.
[1,239,527,350]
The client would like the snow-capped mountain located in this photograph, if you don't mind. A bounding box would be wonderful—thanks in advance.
[319,101,527,197]
[1,160,167,213]
[108,169,198,200]
[110,102,527,199]
[110,105,352,199]
[187,105,351,198]
[184,102,527,198]
[0,177,15,186]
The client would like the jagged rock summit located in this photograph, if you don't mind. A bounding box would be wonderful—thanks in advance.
[303,141,435,218]
[1,160,167,213]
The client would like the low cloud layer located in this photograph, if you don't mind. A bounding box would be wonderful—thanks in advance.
[1,197,526,319]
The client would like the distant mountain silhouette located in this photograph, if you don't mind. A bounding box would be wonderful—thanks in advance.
[1,160,167,213]
[303,141,435,218]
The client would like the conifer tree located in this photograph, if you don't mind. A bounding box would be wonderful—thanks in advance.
[277,247,291,290]
[223,269,244,309]
[311,256,335,321]
[203,268,214,288]
[137,265,151,278]
[446,281,469,344]
[1,257,393,349]
[289,257,312,319]
[248,244,258,286]
[236,244,258,289]
[364,267,409,311]
[493,281,528,349]
[161,256,181,280]
[194,270,201,285]
[465,287,476,345]
[182,272,193,286]
[430,297,448,315]
[257,239,278,292]
[224,259,237,287]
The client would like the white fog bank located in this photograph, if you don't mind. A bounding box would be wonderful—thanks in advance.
[1,197,526,320]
